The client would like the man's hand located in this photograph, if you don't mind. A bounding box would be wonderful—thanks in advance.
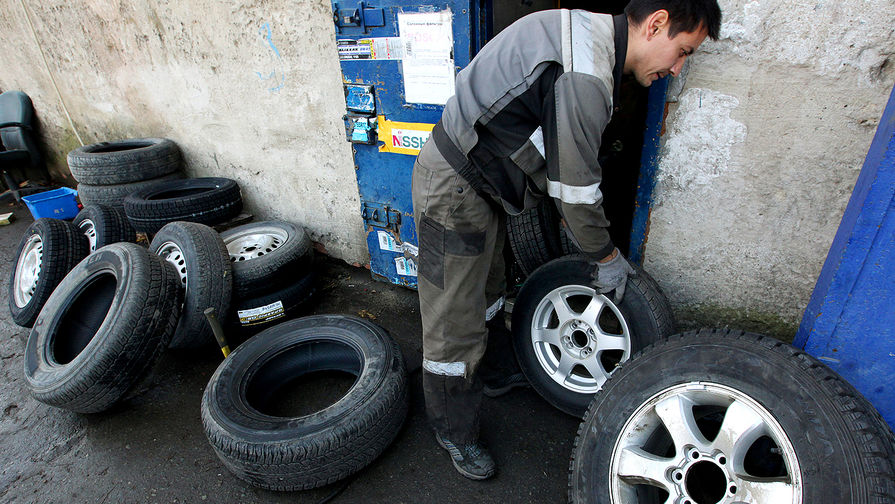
[591,248,634,303]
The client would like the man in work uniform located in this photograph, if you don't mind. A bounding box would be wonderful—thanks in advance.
[411,0,721,480]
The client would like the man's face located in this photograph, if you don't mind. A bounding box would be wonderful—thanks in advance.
[632,26,708,87]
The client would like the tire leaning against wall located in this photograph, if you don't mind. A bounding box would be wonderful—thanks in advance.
[124,177,242,235]
[568,329,895,504]
[8,218,89,328]
[67,138,181,185]
[23,243,182,413]
[77,172,185,210]
[202,315,409,490]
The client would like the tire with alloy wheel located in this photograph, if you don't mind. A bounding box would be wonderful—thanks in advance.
[8,218,89,327]
[23,242,182,413]
[220,221,314,298]
[512,255,674,417]
[73,204,135,252]
[67,138,181,185]
[124,177,242,235]
[150,222,233,349]
[569,329,895,504]
[202,315,409,490]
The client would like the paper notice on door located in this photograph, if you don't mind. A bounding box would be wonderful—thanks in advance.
[395,257,418,277]
[397,10,455,105]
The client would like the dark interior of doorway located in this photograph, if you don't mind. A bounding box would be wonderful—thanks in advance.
[491,0,652,259]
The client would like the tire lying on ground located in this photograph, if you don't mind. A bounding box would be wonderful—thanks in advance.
[202,315,409,490]
[150,222,233,349]
[73,204,135,252]
[23,242,182,413]
[569,329,895,504]
[67,138,181,185]
[77,172,185,210]
[512,255,674,417]
[8,218,89,327]
[220,221,314,298]
[124,177,242,235]
[231,269,316,334]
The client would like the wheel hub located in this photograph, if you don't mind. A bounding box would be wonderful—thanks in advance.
[610,382,802,504]
[157,241,188,290]
[530,285,631,393]
[224,227,289,262]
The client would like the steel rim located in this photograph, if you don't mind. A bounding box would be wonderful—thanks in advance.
[530,285,631,393]
[224,225,290,262]
[14,234,43,308]
[157,241,188,290]
[609,382,802,504]
[78,219,98,251]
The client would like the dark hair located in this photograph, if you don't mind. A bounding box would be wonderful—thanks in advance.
[625,0,722,40]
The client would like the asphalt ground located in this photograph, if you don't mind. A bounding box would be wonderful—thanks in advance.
[0,205,582,504]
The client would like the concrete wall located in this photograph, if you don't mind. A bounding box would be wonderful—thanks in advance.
[645,0,895,337]
[0,0,368,265]
[1,0,893,337]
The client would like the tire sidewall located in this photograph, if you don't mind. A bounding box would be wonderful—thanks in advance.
[204,315,393,442]
[512,255,665,416]
[24,247,130,393]
[571,335,872,504]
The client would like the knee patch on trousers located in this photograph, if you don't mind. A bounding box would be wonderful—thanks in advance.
[418,213,486,289]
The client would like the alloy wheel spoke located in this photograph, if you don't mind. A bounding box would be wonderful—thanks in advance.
[732,477,795,502]
[654,395,710,453]
[533,327,562,348]
[547,290,575,322]
[580,295,607,324]
[595,334,628,352]
[555,354,576,382]
[712,399,769,462]
[616,446,674,490]
[580,356,610,385]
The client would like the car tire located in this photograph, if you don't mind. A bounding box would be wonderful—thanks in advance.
[73,204,136,252]
[231,270,316,334]
[506,199,566,275]
[512,255,675,416]
[77,172,185,210]
[67,138,181,185]
[8,218,89,327]
[124,177,242,235]
[201,315,409,490]
[220,221,314,298]
[150,222,233,349]
[568,329,895,504]
[23,242,182,413]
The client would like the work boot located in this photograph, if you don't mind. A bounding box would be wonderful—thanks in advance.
[482,371,529,398]
[434,431,496,480]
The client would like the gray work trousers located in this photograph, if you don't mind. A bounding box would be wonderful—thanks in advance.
[411,138,506,444]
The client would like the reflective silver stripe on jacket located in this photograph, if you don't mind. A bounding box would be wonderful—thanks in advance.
[423,359,466,377]
[485,296,505,321]
[529,127,546,158]
[547,179,604,205]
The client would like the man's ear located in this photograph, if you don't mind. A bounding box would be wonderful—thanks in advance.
[645,9,670,40]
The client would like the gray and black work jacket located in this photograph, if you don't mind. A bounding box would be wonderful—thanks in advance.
[431,9,627,261]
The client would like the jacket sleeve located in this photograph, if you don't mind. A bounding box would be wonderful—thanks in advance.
[542,70,615,262]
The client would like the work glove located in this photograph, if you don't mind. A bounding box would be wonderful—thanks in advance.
[591,249,634,303]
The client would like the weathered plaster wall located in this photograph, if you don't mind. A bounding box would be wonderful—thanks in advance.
[645,0,895,337]
[0,0,367,265]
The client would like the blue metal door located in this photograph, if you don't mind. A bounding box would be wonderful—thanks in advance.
[332,0,488,288]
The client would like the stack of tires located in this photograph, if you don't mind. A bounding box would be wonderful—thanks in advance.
[219,221,316,336]
[68,138,185,210]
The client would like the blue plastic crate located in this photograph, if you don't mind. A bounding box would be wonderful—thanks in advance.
[22,187,80,220]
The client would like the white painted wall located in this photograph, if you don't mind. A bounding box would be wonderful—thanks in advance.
[645,0,895,332]
[1,0,892,335]
[0,0,367,265]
